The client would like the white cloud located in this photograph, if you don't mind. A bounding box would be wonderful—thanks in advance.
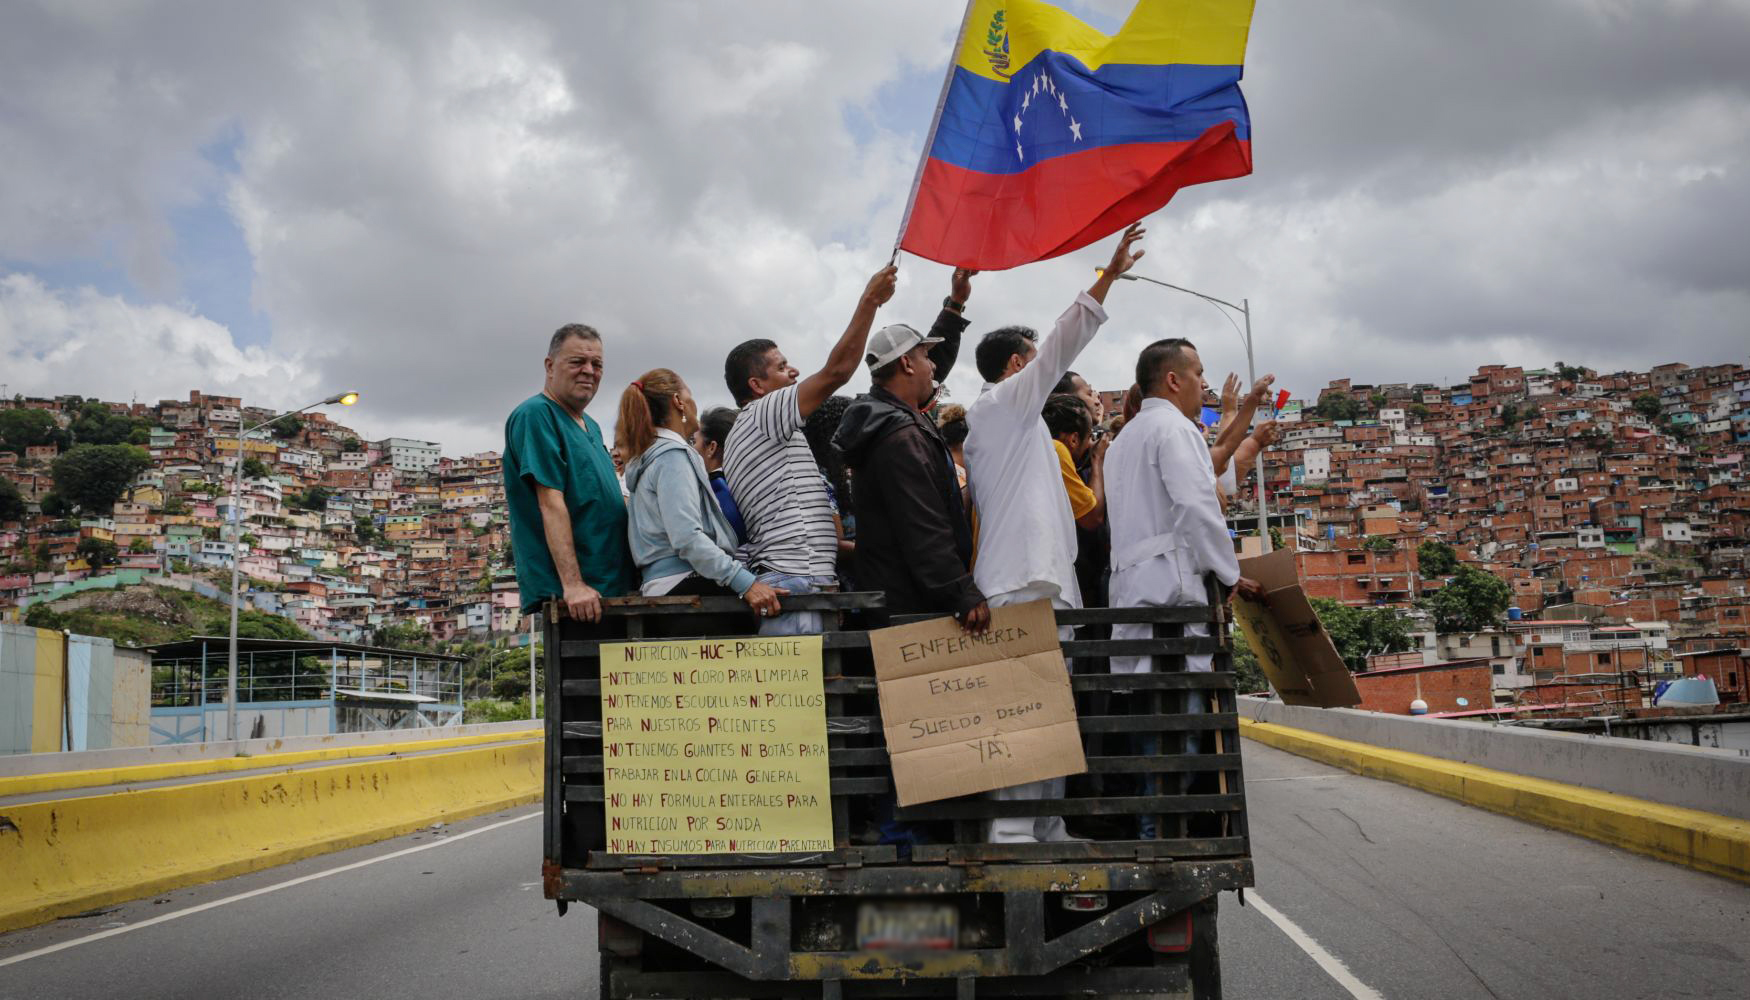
[0,0,1746,455]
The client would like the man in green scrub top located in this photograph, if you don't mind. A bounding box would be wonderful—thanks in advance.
[504,323,636,621]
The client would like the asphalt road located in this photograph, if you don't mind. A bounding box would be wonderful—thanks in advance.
[3,741,1744,999]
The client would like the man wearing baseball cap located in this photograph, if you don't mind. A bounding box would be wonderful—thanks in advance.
[833,272,989,633]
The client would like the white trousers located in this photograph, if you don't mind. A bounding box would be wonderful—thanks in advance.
[985,583,1078,844]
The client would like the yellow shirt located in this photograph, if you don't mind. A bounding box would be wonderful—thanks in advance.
[1054,440,1096,520]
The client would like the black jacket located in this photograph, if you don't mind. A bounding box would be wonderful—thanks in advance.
[832,309,980,624]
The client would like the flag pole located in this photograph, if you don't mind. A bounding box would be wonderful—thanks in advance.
[891,0,979,266]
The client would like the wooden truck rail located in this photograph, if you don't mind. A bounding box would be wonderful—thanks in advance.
[543,590,1251,999]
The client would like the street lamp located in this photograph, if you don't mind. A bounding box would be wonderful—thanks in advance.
[1099,269,1272,552]
[225,390,359,742]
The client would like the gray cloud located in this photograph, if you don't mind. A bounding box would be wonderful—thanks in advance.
[1,0,1746,452]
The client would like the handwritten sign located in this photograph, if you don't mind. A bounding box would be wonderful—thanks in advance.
[867,600,1085,806]
[1234,549,1361,708]
[599,635,834,854]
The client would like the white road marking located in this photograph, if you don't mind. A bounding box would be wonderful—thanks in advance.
[1247,774,1357,783]
[0,811,540,968]
[1247,891,1387,1000]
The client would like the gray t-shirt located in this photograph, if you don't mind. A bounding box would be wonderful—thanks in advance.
[722,384,838,579]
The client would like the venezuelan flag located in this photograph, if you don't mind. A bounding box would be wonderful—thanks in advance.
[899,0,1254,270]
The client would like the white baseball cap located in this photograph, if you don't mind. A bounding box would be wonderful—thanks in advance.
[864,323,943,371]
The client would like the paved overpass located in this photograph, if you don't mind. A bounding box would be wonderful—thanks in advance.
[3,739,1744,1000]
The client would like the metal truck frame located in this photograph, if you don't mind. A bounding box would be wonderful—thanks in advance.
[543,590,1252,999]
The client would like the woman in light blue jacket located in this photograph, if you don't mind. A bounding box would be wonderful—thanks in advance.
[614,368,784,621]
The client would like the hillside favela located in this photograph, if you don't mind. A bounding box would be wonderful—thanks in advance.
[5,358,1746,740]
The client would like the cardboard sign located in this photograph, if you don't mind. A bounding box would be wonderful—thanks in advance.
[599,635,834,854]
[868,600,1086,807]
[1233,548,1362,708]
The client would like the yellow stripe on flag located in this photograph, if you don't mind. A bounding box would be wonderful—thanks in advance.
[955,0,1254,83]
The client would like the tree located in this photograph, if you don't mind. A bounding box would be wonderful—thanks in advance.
[1425,565,1511,634]
[1417,540,1459,576]
[128,537,152,554]
[0,408,67,456]
[76,537,118,570]
[373,622,434,651]
[1500,402,1522,427]
[203,610,311,641]
[39,492,69,518]
[1309,598,1417,671]
[0,477,24,523]
[1363,535,1396,553]
[341,437,361,452]
[1370,391,1388,409]
[1227,626,1269,694]
[1408,403,1431,419]
[51,444,152,513]
[271,415,304,439]
[1315,395,1362,422]
[290,485,330,511]
[1633,393,1663,421]
[1554,361,1585,382]
[69,402,150,446]
[241,457,271,480]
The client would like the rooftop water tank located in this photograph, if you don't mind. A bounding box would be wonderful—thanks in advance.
[1409,699,1429,715]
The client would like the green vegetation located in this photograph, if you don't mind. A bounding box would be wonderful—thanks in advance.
[76,537,118,570]
[270,415,304,439]
[1416,539,1459,576]
[1309,598,1417,672]
[464,698,540,724]
[1632,393,1663,421]
[1228,627,1268,694]
[51,443,152,513]
[1363,535,1396,553]
[1315,394,1363,422]
[289,485,330,511]
[372,621,434,651]
[1554,361,1586,382]
[241,457,272,479]
[0,407,68,455]
[22,586,311,648]
[0,477,24,523]
[1424,565,1512,634]
[69,401,154,446]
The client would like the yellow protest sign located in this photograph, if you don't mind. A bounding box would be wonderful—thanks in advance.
[599,635,834,854]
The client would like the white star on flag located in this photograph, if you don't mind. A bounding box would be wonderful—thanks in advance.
[1069,117,1082,141]
[1013,114,1022,134]
[1016,140,1024,161]
[1022,92,1030,112]
[1058,92,1068,113]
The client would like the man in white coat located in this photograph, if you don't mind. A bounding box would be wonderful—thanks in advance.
[1105,338,1264,681]
[1104,338,1265,837]
[963,224,1146,844]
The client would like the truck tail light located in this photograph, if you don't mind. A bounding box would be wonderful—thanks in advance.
[1060,892,1108,912]
[1147,909,1193,953]
[690,899,737,920]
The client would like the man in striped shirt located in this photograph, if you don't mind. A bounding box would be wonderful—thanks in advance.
[722,265,898,635]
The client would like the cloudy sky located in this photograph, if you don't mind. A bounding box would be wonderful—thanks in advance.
[3,0,1746,454]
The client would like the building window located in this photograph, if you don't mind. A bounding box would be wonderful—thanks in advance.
[1347,553,1366,565]
[1596,653,1611,665]
[1492,664,1504,675]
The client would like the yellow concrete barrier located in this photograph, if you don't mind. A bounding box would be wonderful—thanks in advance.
[0,727,543,798]
[0,740,542,933]
[1240,719,1750,883]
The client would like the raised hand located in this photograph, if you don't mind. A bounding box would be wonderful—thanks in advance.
[951,267,977,305]
[862,265,899,310]
[1104,223,1146,278]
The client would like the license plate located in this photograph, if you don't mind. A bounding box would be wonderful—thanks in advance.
[856,903,957,950]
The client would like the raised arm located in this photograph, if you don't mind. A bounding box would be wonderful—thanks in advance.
[797,265,898,418]
[988,226,1145,415]
[925,267,975,381]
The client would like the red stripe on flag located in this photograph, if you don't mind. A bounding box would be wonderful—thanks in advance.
[901,124,1251,271]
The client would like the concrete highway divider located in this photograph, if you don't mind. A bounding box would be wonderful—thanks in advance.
[0,732,541,933]
[1240,718,1750,884]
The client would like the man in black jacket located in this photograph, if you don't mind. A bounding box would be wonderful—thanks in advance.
[835,298,990,632]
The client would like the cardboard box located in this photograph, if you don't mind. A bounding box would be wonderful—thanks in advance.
[867,600,1086,807]
[1233,548,1362,708]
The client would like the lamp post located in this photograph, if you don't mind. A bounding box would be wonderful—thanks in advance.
[1101,270,1272,552]
[225,391,358,742]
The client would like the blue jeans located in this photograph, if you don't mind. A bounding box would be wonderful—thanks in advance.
[755,572,835,636]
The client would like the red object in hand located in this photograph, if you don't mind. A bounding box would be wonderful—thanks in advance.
[1273,389,1291,412]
